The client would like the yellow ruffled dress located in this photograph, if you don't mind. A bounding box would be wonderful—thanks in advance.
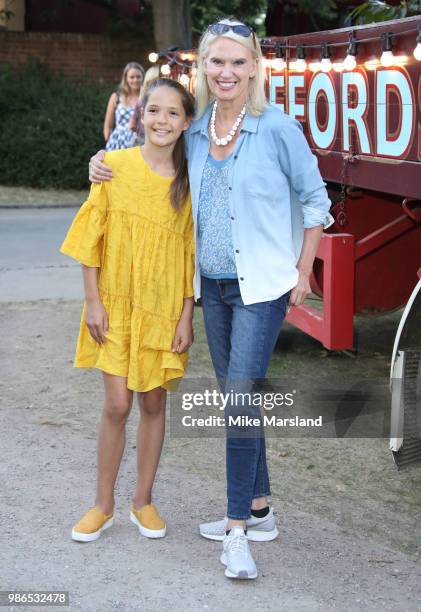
[60,147,195,392]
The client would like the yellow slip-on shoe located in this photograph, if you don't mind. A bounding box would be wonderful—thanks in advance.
[71,507,114,542]
[130,503,166,538]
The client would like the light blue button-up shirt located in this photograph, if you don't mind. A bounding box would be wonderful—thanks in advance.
[185,103,334,305]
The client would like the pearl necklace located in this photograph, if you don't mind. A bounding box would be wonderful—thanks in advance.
[210,100,246,146]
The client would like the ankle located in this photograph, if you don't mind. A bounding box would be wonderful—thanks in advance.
[251,497,268,511]
[95,499,115,515]
[131,496,151,510]
[226,519,246,532]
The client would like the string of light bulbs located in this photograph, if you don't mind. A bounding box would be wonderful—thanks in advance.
[147,23,421,82]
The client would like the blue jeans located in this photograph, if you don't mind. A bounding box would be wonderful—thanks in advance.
[201,276,289,520]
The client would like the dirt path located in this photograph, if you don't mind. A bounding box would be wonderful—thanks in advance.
[1,300,421,611]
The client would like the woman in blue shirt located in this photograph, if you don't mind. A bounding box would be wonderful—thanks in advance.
[89,18,333,580]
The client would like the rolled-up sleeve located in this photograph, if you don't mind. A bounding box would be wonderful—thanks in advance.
[277,118,334,229]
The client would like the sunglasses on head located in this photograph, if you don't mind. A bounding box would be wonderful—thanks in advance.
[208,23,253,37]
[207,22,257,48]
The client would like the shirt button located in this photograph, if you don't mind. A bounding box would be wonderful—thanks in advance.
[235,249,239,253]
[231,216,235,220]
[234,155,238,160]
[228,187,232,191]
[240,277,244,281]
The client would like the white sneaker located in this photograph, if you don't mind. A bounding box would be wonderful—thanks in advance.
[200,507,279,542]
[220,525,258,579]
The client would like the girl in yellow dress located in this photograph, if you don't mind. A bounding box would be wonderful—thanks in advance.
[60,79,196,542]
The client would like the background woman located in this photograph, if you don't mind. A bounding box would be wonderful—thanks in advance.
[103,61,145,151]
[89,18,333,581]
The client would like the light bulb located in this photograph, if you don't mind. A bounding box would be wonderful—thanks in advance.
[271,58,286,71]
[148,52,159,64]
[414,42,421,61]
[309,61,321,73]
[380,32,394,67]
[292,58,307,72]
[179,73,190,87]
[292,45,307,72]
[365,58,379,71]
[320,58,332,72]
[343,40,358,71]
[343,54,357,70]
[380,50,395,67]
[160,63,171,76]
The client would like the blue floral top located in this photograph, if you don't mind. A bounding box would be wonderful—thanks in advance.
[198,153,237,279]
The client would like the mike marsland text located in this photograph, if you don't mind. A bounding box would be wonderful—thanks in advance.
[181,415,323,427]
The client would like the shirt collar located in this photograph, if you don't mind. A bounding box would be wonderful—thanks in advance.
[190,103,261,136]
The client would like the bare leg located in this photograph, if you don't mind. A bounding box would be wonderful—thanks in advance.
[132,387,167,509]
[95,372,133,515]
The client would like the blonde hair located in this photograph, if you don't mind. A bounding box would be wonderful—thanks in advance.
[139,65,160,99]
[118,62,145,98]
[196,18,267,118]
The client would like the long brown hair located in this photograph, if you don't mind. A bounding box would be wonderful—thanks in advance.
[142,78,195,211]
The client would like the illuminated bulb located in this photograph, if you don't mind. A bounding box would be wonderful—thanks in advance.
[320,57,332,72]
[292,45,307,72]
[179,52,195,61]
[309,61,321,73]
[343,39,358,71]
[272,58,286,71]
[271,45,285,71]
[414,42,421,61]
[160,63,171,76]
[343,54,357,70]
[179,73,190,87]
[365,58,379,70]
[320,43,332,73]
[148,52,159,63]
[291,58,307,72]
[380,50,395,67]
[380,32,394,67]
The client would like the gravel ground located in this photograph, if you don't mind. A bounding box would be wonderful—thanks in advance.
[1,299,421,612]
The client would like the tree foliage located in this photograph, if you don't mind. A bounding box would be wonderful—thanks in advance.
[0,62,110,189]
[190,0,268,39]
[348,0,421,25]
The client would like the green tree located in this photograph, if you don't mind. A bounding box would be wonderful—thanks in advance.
[348,0,421,25]
[190,0,268,39]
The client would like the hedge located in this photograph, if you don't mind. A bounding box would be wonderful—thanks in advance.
[0,61,111,189]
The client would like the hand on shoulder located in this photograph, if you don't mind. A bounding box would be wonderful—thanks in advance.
[89,149,112,184]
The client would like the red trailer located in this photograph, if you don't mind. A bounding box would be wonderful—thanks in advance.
[261,16,421,351]
[164,16,421,351]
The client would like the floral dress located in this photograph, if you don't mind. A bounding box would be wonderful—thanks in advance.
[105,92,136,151]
